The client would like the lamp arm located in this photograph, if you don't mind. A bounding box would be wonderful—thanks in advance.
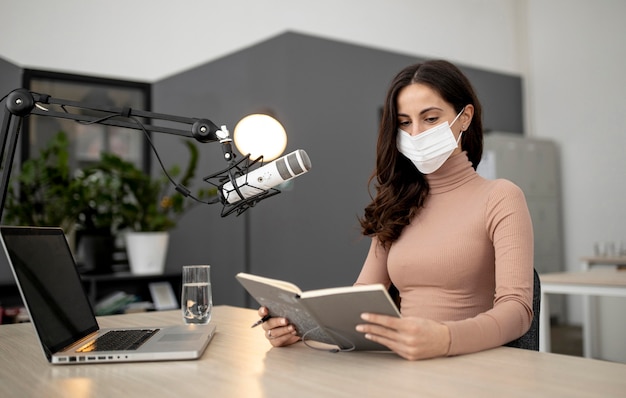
[0,88,243,220]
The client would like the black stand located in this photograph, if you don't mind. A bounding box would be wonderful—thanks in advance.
[0,88,279,219]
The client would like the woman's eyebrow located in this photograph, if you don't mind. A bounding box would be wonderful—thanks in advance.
[398,106,443,117]
[419,106,443,115]
[397,107,443,118]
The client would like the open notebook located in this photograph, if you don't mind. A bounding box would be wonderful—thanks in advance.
[0,226,216,365]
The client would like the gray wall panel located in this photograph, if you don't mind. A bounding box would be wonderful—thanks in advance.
[0,57,21,96]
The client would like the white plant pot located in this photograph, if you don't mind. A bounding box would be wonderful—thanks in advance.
[125,231,169,275]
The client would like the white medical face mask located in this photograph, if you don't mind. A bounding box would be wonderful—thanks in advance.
[396,108,464,174]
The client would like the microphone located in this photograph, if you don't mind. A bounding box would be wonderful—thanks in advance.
[221,149,311,204]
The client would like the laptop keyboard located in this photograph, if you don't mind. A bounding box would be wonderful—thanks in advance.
[77,329,160,352]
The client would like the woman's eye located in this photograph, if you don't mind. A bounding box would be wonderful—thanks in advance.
[425,117,439,123]
[398,120,411,127]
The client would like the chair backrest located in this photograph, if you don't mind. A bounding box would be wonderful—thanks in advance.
[388,283,401,309]
[504,268,541,350]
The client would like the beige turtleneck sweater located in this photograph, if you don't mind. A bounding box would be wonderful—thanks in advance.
[355,151,534,356]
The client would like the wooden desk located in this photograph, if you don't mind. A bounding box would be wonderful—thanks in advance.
[539,270,626,358]
[581,256,626,268]
[1,306,625,397]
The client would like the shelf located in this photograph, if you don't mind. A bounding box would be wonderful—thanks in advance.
[0,272,182,323]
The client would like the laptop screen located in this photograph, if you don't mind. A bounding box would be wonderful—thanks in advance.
[0,226,98,358]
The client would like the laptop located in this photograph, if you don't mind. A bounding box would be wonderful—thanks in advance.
[0,226,216,365]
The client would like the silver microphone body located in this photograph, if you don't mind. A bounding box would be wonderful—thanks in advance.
[221,149,311,204]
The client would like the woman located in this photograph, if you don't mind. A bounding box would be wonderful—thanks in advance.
[258,60,534,361]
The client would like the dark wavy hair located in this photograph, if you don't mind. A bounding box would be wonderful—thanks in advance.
[359,60,483,248]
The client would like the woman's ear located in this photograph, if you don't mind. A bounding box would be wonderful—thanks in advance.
[461,104,474,132]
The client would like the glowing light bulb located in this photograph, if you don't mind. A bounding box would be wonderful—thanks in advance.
[233,114,287,161]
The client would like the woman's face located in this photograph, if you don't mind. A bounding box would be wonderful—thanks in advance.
[396,83,472,155]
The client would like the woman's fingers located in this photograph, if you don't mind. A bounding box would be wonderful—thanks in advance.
[257,307,300,347]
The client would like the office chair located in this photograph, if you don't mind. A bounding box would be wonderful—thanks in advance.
[388,284,401,309]
[504,268,541,351]
[388,268,541,351]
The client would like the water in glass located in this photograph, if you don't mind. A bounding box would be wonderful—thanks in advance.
[181,265,212,324]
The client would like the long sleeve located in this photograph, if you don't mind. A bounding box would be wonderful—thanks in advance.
[355,237,391,287]
[442,180,533,355]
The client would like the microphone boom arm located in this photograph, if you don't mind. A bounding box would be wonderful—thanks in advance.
[0,88,256,220]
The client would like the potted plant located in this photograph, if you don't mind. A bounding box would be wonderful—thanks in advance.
[110,140,216,275]
[3,131,125,274]
[3,131,77,232]
[70,155,132,274]
[69,139,215,275]
[5,131,216,276]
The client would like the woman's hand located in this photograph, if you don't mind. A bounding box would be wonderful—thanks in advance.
[355,313,451,360]
[258,306,300,347]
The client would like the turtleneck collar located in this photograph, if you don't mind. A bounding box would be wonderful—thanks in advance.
[425,151,478,194]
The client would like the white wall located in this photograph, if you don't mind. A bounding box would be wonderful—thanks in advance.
[0,0,521,81]
[2,0,626,356]
[526,0,626,293]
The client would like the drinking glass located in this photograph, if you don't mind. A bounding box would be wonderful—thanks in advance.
[181,265,212,324]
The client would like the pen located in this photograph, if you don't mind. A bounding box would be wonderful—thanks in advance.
[251,314,271,328]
